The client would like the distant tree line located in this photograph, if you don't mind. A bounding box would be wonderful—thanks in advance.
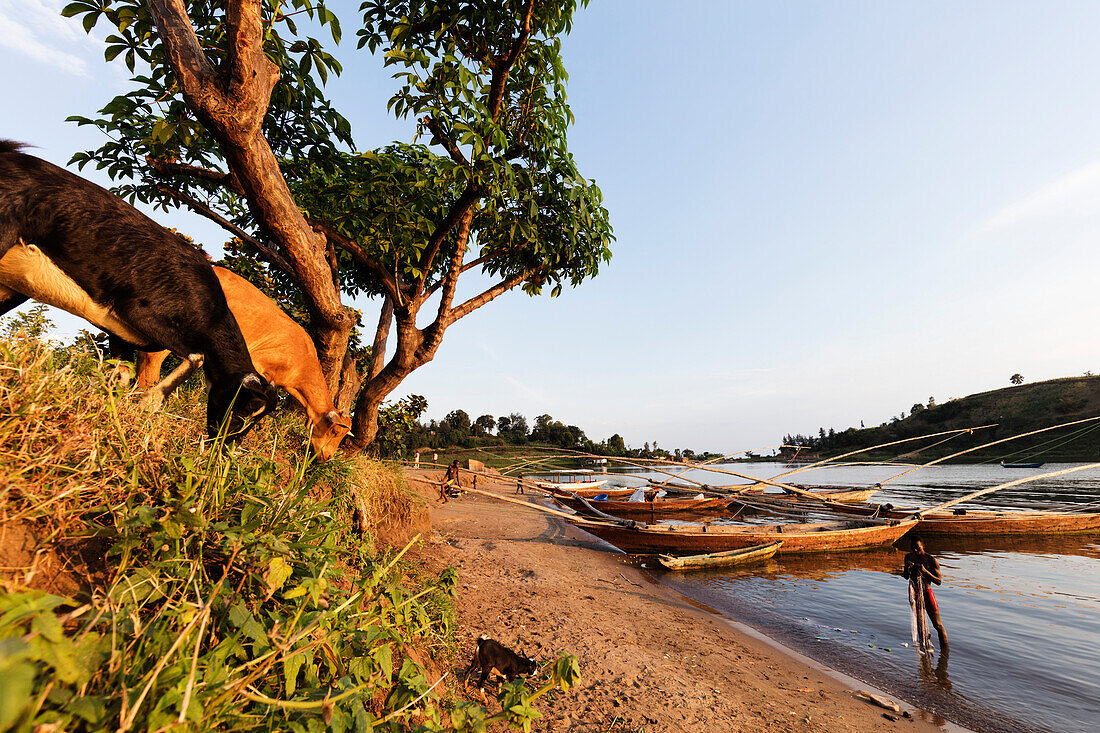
[378,398,721,462]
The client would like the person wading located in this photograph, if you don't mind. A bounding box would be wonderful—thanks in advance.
[903,536,948,651]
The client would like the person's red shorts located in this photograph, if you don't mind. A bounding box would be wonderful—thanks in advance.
[924,586,939,615]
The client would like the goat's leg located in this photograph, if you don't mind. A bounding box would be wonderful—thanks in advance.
[0,288,29,317]
[140,354,203,411]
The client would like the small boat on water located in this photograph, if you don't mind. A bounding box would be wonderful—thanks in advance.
[1001,460,1046,469]
[575,517,917,555]
[659,541,782,571]
[553,493,732,517]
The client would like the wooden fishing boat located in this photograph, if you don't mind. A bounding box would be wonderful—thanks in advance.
[553,494,732,517]
[544,484,638,499]
[659,541,782,571]
[738,485,877,503]
[574,517,917,555]
[807,498,1100,536]
[535,479,609,493]
[1001,460,1045,469]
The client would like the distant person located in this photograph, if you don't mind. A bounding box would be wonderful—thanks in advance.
[903,536,948,651]
[414,451,420,468]
[441,460,461,503]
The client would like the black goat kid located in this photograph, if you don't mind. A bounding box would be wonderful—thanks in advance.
[0,140,276,439]
[463,635,537,691]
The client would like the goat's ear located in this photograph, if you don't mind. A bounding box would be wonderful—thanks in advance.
[240,373,278,417]
[325,410,352,430]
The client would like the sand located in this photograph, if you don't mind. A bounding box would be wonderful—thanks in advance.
[407,470,950,732]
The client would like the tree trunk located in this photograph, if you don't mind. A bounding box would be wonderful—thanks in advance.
[146,0,355,385]
[347,309,440,451]
[333,350,361,414]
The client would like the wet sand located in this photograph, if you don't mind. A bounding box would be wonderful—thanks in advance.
[408,470,952,732]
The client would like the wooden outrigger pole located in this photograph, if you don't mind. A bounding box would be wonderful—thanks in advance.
[913,463,1100,517]
[761,425,998,485]
[876,416,1100,489]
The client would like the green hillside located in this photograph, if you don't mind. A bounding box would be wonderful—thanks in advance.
[797,376,1100,462]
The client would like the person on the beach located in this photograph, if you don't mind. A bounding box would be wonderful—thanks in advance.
[441,460,461,503]
[903,536,948,650]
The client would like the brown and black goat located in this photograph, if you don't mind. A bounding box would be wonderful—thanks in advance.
[0,140,276,439]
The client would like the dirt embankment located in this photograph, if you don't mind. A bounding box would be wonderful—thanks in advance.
[407,470,947,732]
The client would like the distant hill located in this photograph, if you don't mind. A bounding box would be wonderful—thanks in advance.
[795,376,1100,463]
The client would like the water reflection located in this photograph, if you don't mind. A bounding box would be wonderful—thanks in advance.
[918,646,951,690]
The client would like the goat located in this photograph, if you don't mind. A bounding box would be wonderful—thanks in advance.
[462,635,537,692]
[134,266,351,459]
[0,141,276,439]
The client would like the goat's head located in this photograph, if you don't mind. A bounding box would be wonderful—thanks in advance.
[207,372,278,441]
[311,410,352,461]
[518,654,537,676]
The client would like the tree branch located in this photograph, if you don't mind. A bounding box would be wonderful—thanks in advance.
[147,156,244,195]
[435,209,475,323]
[311,220,400,302]
[416,184,481,283]
[145,1,220,103]
[156,184,294,276]
[486,0,535,120]
[423,117,469,167]
[369,295,394,381]
[447,269,535,324]
[224,0,278,119]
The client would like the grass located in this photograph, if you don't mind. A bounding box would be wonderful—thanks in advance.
[0,330,578,732]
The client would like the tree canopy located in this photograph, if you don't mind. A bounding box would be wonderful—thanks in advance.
[61,0,612,450]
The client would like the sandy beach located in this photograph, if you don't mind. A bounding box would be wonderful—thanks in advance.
[408,469,950,732]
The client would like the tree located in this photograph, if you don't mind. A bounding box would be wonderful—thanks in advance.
[928,396,935,408]
[64,0,612,450]
[496,415,511,434]
[443,409,471,433]
[474,414,496,435]
[1011,373,1024,385]
[506,412,528,439]
[910,403,924,415]
[607,433,626,455]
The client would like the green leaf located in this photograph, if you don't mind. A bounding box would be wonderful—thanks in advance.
[0,659,35,730]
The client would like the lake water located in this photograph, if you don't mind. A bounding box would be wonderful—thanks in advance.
[583,462,1100,732]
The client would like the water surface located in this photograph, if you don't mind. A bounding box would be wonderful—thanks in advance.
[577,462,1100,732]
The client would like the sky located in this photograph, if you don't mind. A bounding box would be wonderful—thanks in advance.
[4,1,1100,452]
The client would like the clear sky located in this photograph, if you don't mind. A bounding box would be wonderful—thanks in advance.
[4,1,1100,452]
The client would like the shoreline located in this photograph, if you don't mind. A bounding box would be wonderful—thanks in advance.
[407,469,953,731]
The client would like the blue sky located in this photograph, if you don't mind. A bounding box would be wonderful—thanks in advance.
[4,1,1100,452]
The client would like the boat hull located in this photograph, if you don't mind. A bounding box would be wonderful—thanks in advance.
[576,518,917,555]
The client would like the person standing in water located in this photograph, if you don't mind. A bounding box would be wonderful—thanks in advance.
[903,536,948,650]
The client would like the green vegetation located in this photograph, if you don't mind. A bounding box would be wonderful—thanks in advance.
[782,376,1100,462]
[0,329,578,731]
